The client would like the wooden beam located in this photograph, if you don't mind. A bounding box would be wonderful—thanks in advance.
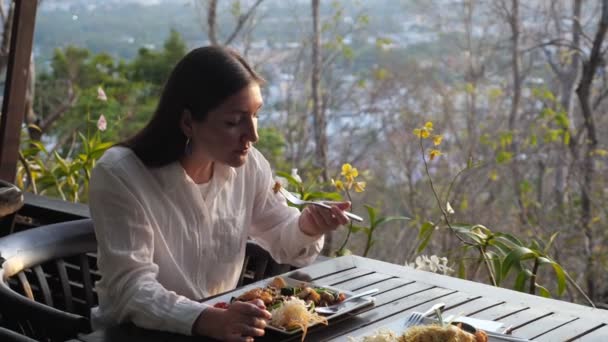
[0,0,38,182]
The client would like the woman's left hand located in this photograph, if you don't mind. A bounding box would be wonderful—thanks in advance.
[298,202,351,236]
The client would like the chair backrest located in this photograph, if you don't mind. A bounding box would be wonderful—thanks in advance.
[0,326,38,342]
[0,217,292,340]
[0,219,97,341]
[239,239,292,286]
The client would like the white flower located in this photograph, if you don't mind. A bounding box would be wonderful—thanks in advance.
[406,255,453,275]
[446,201,455,214]
[291,168,302,183]
[97,114,107,131]
[97,86,107,101]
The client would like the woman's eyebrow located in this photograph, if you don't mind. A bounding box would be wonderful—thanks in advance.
[234,103,263,114]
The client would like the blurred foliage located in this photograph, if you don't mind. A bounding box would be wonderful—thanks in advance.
[22,29,188,201]
[411,121,592,305]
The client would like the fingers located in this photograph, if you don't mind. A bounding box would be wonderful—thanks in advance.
[232,301,272,320]
[313,204,349,227]
[303,206,326,230]
[228,334,258,342]
[246,316,268,329]
[335,201,351,210]
[311,205,335,227]
[237,324,266,337]
[249,298,266,310]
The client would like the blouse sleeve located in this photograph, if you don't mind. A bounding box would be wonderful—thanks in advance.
[89,162,207,335]
[248,150,324,267]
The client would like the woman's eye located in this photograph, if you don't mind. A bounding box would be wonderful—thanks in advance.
[225,117,240,126]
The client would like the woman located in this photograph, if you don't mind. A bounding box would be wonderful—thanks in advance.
[88,46,351,341]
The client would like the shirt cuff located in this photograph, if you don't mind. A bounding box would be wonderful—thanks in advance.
[169,299,209,336]
[290,215,323,244]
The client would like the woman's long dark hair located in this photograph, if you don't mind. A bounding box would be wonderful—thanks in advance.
[121,46,264,167]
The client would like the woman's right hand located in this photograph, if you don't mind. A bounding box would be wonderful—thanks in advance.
[193,299,272,341]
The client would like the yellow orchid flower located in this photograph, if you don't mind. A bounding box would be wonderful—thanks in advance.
[413,128,422,137]
[433,135,443,146]
[354,181,366,193]
[420,129,430,139]
[429,149,442,160]
[341,163,359,180]
[332,178,344,191]
[424,121,433,130]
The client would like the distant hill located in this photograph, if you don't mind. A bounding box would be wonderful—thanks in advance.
[34,0,414,68]
[35,0,199,66]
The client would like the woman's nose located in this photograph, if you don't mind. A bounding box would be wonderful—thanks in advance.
[242,119,258,144]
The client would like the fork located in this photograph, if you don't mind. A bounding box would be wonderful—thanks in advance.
[314,288,379,315]
[278,187,364,222]
[403,302,446,328]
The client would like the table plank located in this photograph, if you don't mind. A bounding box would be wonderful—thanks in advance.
[350,277,415,294]
[315,267,375,286]
[294,286,457,341]
[287,257,356,281]
[352,256,604,319]
[444,296,504,316]
[327,272,394,291]
[573,325,608,341]
[76,255,608,342]
[513,313,579,340]
[534,318,605,341]
[325,291,478,341]
[468,301,529,321]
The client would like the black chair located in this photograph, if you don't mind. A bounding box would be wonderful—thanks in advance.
[0,326,39,342]
[0,217,293,341]
[239,239,292,286]
[0,219,97,341]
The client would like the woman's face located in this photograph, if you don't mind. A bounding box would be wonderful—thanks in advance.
[187,83,262,168]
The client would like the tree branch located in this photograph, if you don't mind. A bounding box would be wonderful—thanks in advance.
[224,0,264,45]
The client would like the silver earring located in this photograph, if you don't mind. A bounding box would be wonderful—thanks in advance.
[185,137,192,156]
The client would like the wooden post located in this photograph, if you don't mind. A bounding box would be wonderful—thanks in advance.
[0,0,38,181]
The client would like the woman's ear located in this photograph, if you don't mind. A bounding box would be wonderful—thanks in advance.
[180,109,194,137]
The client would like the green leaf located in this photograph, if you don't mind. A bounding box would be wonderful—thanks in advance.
[536,283,552,298]
[563,130,570,145]
[514,270,529,292]
[485,251,502,285]
[555,112,570,129]
[537,257,552,264]
[496,151,513,164]
[487,239,512,256]
[418,221,434,239]
[416,222,435,253]
[530,134,538,146]
[529,239,541,251]
[543,89,556,101]
[349,225,364,234]
[28,140,48,154]
[501,247,538,280]
[450,224,485,245]
[374,215,410,230]
[544,232,559,254]
[458,258,467,279]
[275,171,301,187]
[365,205,378,225]
[304,191,342,201]
[53,151,69,173]
[495,233,524,247]
[78,132,90,154]
[551,263,567,295]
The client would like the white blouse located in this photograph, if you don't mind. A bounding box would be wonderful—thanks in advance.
[88,146,324,335]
